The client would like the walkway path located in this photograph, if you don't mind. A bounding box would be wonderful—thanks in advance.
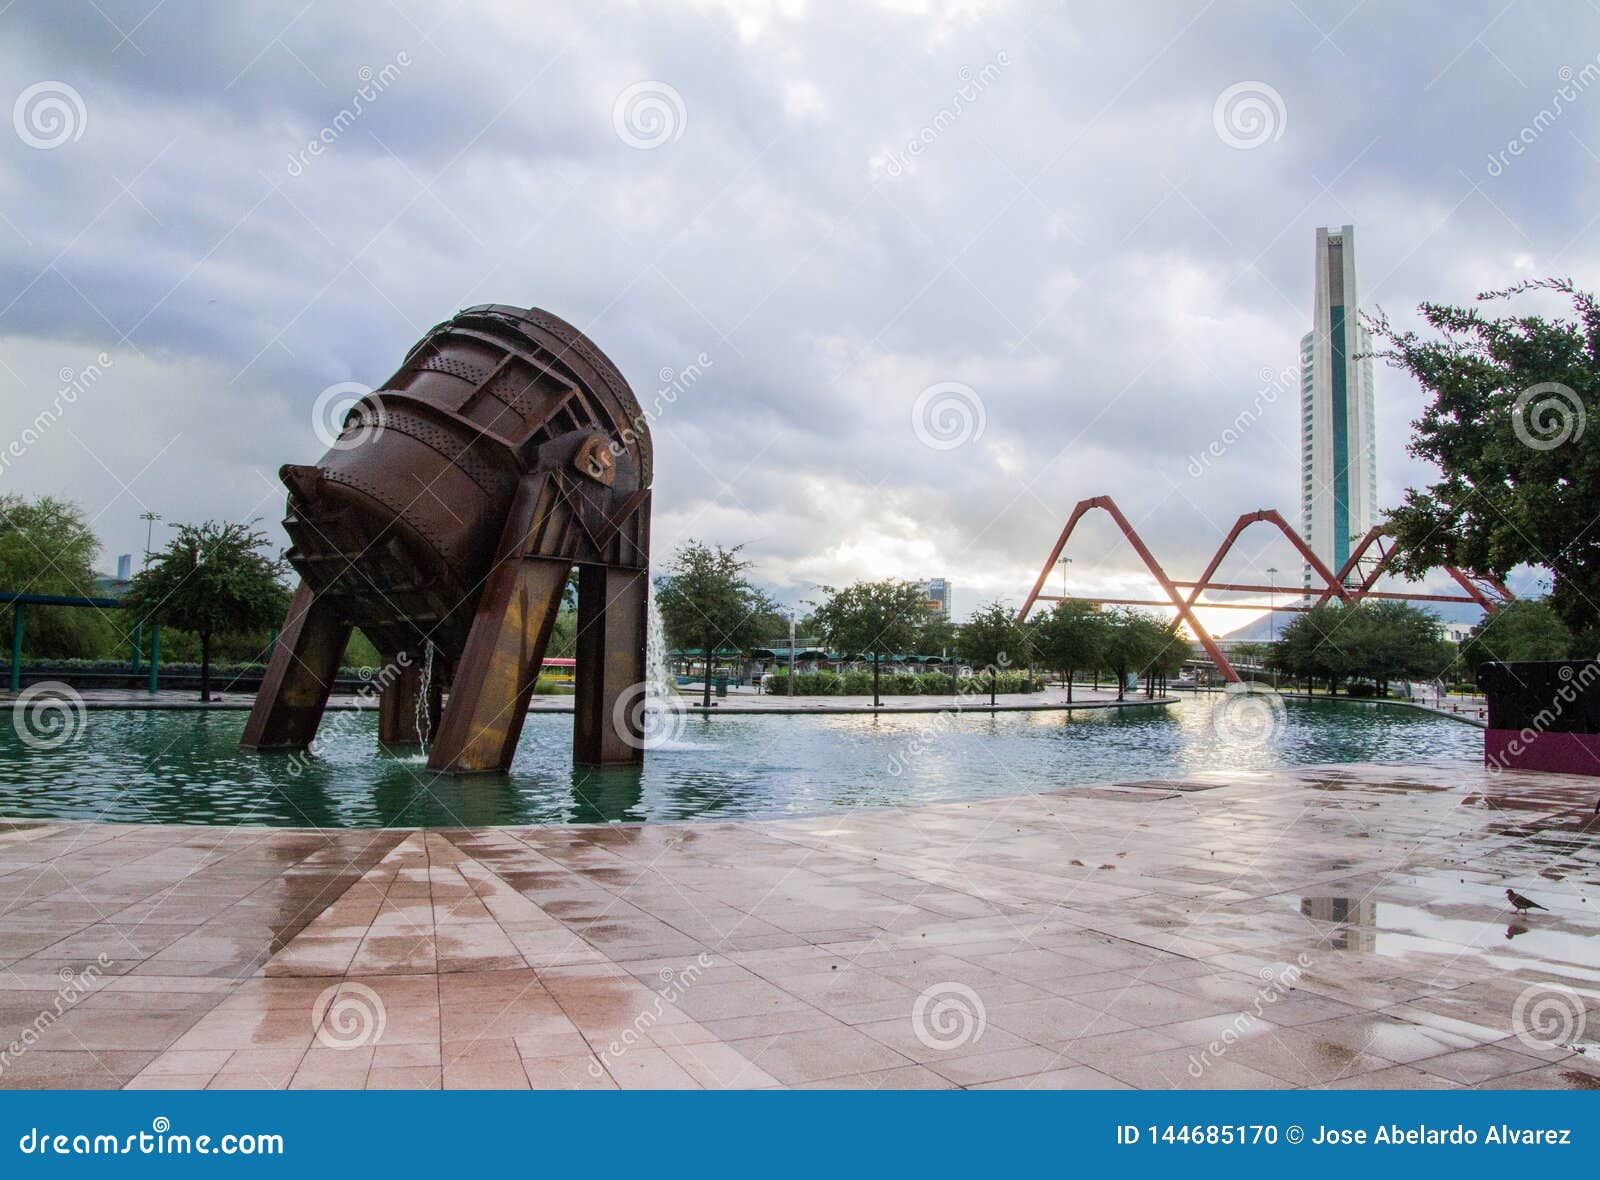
[1,760,1596,1090]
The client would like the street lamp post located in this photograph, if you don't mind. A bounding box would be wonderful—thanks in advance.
[788,609,796,697]
[140,511,163,565]
[1058,557,1074,694]
[1266,566,1278,688]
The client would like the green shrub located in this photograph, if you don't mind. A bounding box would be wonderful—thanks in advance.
[761,667,1039,696]
[955,671,1043,695]
[839,669,874,695]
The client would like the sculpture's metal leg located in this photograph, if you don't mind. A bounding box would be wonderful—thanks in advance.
[377,653,441,746]
[427,557,570,773]
[574,563,648,766]
[241,581,351,749]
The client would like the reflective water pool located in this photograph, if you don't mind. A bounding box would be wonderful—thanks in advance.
[0,696,1480,828]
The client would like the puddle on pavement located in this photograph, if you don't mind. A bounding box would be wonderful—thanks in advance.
[1295,879,1600,992]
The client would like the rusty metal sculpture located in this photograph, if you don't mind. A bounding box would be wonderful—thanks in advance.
[241,304,652,772]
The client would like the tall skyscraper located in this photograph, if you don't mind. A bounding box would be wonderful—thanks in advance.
[1299,225,1377,591]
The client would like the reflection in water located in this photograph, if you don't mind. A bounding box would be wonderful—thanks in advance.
[1300,896,1377,951]
[568,765,645,824]
[0,696,1482,829]
[1300,888,1600,999]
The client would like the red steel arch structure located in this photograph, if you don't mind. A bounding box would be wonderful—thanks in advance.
[1017,495,1514,684]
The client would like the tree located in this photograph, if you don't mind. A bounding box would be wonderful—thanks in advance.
[1342,601,1453,696]
[810,580,927,706]
[956,599,1022,706]
[121,520,290,701]
[1270,602,1358,695]
[0,494,119,659]
[1269,601,1451,696]
[654,540,777,708]
[1149,618,1189,693]
[1032,601,1109,702]
[1101,609,1171,700]
[1459,599,1573,677]
[916,612,957,659]
[1369,278,1600,633]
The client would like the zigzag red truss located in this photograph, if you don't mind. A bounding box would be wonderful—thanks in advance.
[1017,495,1514,683]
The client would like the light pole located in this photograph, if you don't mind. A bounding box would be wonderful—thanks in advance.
[1058,555,1071,597]
[140,511,163,565]
[1266,566,1278,688]
[788,608,796,697]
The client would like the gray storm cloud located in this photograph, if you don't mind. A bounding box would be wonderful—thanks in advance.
[0,0,1593,617]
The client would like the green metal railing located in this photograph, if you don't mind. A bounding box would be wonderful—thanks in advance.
[2,592,160,694]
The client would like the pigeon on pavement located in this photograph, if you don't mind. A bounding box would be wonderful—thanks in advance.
[1506,888,1548,913]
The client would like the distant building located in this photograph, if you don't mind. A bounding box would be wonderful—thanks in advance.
[1299,225,1377,593]
[918,577,951,620]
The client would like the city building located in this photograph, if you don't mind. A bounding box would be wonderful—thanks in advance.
[1299,225,1377,592]
[918,577,951,620]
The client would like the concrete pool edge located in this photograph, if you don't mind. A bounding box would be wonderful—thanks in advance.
[22,691,1180,717]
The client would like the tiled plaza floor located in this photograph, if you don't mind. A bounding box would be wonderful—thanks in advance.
[1,759,1596,1090]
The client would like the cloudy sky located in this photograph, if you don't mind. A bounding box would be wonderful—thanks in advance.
[1,0,1595,631]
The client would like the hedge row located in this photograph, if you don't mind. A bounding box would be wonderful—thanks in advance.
[762,669,1042,696]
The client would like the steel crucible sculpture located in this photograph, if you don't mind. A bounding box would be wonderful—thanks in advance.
[241,304,652,772]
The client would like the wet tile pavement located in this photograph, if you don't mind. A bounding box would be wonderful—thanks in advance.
[1,759,1597,1090]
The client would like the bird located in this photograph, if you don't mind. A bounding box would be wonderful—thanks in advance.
[1506,888,1548,913]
